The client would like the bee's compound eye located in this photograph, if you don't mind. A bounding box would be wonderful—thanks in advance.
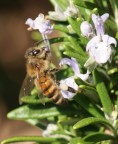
[32,49,40,56]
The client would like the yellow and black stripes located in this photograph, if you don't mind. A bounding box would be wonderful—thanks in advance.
[35,74,68,105]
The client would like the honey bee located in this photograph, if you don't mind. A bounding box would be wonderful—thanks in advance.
[19,46,68,105]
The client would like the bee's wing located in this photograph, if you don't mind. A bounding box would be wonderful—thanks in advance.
[37,89,45,105]
[19,74,34,104]
[35,72,45,105]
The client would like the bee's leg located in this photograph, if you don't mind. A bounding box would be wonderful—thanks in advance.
[47,68,59,80]
[56,80,60,85]
[34,39,48,47]
[49,68,59,74]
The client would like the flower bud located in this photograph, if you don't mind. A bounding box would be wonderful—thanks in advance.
[80,21,94,38]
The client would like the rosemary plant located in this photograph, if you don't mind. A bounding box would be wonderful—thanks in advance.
[1,0,118,144]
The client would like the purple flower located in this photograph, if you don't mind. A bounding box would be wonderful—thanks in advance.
[25,13,53,35]
[85,13,117,66]
[59,58,90,99]
[60,76,78,99]
[25,13,53,51]
[92,13,109,37]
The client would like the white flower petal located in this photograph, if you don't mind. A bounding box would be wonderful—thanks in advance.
[86,36,100,51]
[32,14,45,30]
[92,13,108,36]
[102,35,117,47]
[92,14,97,26]
[48,12,67,21]
[60,76,78,99]
[60,76,78,91]
[78,70,90,81]
[59,59,90,99]
[86,13,116,66]
[25,13,53,35]
[61,90,75,99]
[101,13,109,22]
[38,13,44,20]
[89,42,112,64]
[25,18,37,29]
[48,5,67,21]
[59,58,80,75]
[92,13,109,26]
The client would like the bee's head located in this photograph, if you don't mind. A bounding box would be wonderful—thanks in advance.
[25,47,50,59]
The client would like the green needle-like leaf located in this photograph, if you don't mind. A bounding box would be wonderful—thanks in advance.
[93,69,112,114]
[54,24,69,33]
[68,37,86,56]
[75,77,95,87]
[82,132,114,142]
[7,106,59,120]
[49,37,69,44]
[106,19,117,32]
[69,138,94,144]
[107,68,118,75]
[73,0,97,10]
[74,94,104,118]
[1,136,59,144]
[78,85,99,102]
[58,117,79,125]
[50,0,68,11]
[73,117,114,130]
[63,51,87,66]
[21,95,50,104]
[88,8,98,22]
[25,119,47,129]
[68,17,81,36]
[7,104,78,120]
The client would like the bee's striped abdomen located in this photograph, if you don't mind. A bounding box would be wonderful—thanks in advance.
[38,74,68,105]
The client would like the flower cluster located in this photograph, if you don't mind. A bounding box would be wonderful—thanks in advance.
[25,13,53,51]
[25,11,89,100]
[59,58,90,99]
[48,0,79,21]
[80,13,117,70]
[25,9,117,100]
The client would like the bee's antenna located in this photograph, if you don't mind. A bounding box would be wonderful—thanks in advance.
[34,39,49,47]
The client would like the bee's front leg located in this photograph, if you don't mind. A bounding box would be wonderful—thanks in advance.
[49,68,59,74]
